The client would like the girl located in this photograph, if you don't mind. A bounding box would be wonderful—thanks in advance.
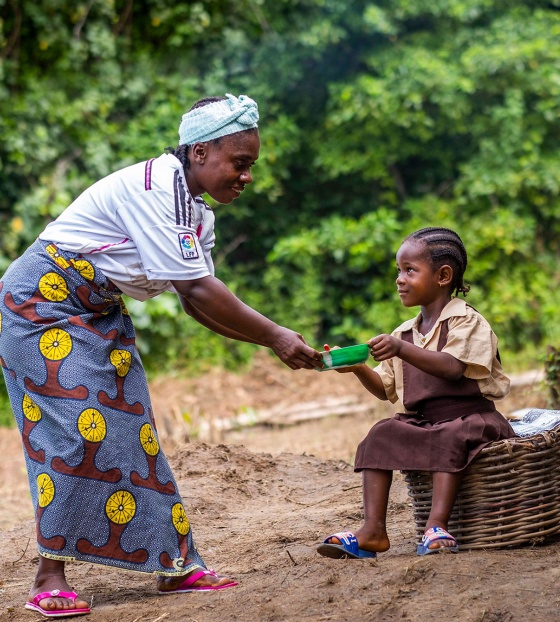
[318,227,515,559]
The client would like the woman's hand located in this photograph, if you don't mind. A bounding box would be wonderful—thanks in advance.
[368,334,401,361]
[269,327,323,370]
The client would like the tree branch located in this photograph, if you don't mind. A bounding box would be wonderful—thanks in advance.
[2,0,22,61]
[73,0,96,40]
[389,164,407,201]
[112,0,134,37]
[214,234,249,267]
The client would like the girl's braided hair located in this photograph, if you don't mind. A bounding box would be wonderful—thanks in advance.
[405,227,470,297]
[166,96,228,171]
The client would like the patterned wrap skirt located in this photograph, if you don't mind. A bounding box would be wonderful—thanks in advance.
[0,239,204,576]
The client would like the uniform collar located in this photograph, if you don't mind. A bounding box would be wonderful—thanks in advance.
[396,297,467,334]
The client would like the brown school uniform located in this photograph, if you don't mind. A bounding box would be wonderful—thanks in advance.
[355,300,516,473]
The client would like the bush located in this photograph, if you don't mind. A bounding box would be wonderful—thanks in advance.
[0,377,14,428]
[544,346,560,410]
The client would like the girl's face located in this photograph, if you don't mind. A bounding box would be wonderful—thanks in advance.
[395,240,443,307]
[187,130,260,204]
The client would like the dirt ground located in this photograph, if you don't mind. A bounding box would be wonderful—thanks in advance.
[1,353,559,622]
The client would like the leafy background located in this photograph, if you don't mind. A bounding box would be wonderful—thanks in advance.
[1,0,559,423]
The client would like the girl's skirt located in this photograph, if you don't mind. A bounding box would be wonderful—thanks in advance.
[354,396,516,473]
[0,239,204,576]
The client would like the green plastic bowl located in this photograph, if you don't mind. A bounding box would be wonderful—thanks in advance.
[318,343,370,371]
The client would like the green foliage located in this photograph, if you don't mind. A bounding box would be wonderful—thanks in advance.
[544,346,560,409]
[264,208,404,345]
[0,378,14,428]
[1,0,559,389]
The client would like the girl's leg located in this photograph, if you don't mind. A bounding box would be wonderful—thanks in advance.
[29,556,88,612]
[424,471,465,550]
[325,468,393,553]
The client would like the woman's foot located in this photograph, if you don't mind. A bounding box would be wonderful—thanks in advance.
[157,566,236,592]
[28,557,89,614]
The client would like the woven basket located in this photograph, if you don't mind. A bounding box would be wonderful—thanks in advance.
[404,426,560,549]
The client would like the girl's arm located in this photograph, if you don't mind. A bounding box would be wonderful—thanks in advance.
[325,344,389,400]
[369,334,466,380]
[171,275,322,370]
[349,364,389,401]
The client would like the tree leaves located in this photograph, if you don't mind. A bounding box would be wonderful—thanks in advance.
[1,0,559,373]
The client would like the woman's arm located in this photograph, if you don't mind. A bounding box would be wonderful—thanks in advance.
[171,275,322,370]
[369,334,466,380]
[178,293,263,345]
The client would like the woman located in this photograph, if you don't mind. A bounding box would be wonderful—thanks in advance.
[0,93,322,617]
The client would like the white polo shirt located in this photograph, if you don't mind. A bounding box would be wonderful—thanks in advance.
[39,153,215,301]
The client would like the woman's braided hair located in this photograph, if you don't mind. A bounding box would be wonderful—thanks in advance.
[166,96,228,171]
[405,227,470,297]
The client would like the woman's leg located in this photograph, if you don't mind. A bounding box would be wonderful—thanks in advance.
[325,468,393,553]
[424,471,465,549]
[34,555,233,600]
[156,561,235,591]
[29,556,89,612]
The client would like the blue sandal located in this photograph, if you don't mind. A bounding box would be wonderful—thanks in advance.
[416,526,459,556]
[317,531,377,560]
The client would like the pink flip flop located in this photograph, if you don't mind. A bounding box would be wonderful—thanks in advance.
[158,569,238,594]
[25,589,91,618]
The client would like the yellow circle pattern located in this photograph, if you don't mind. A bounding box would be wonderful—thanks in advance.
[46,244,70,269]
[110,349,132,377]
[78,408,107,442]
[119,298,130,316]
[106,490,136,525]
[39,328,72,361]
[22,394,42,422]
[171,502,190,535]
[139,423,159,456]
[70,258,95,281]
[38,272,70,302]
[37,473,55,508]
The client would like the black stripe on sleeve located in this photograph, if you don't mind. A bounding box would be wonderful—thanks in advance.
[173,170,181,225]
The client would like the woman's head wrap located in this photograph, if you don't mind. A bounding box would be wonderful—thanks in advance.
[178,93,259,145]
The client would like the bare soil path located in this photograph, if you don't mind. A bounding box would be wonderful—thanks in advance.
[1,355,557,621]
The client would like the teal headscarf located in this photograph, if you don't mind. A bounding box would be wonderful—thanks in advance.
[178,93,259,145]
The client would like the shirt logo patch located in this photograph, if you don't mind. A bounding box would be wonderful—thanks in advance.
[178,232,199,260]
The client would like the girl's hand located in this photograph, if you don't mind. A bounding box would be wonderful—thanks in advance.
[368,334,401,361]
[335,362,368,374]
